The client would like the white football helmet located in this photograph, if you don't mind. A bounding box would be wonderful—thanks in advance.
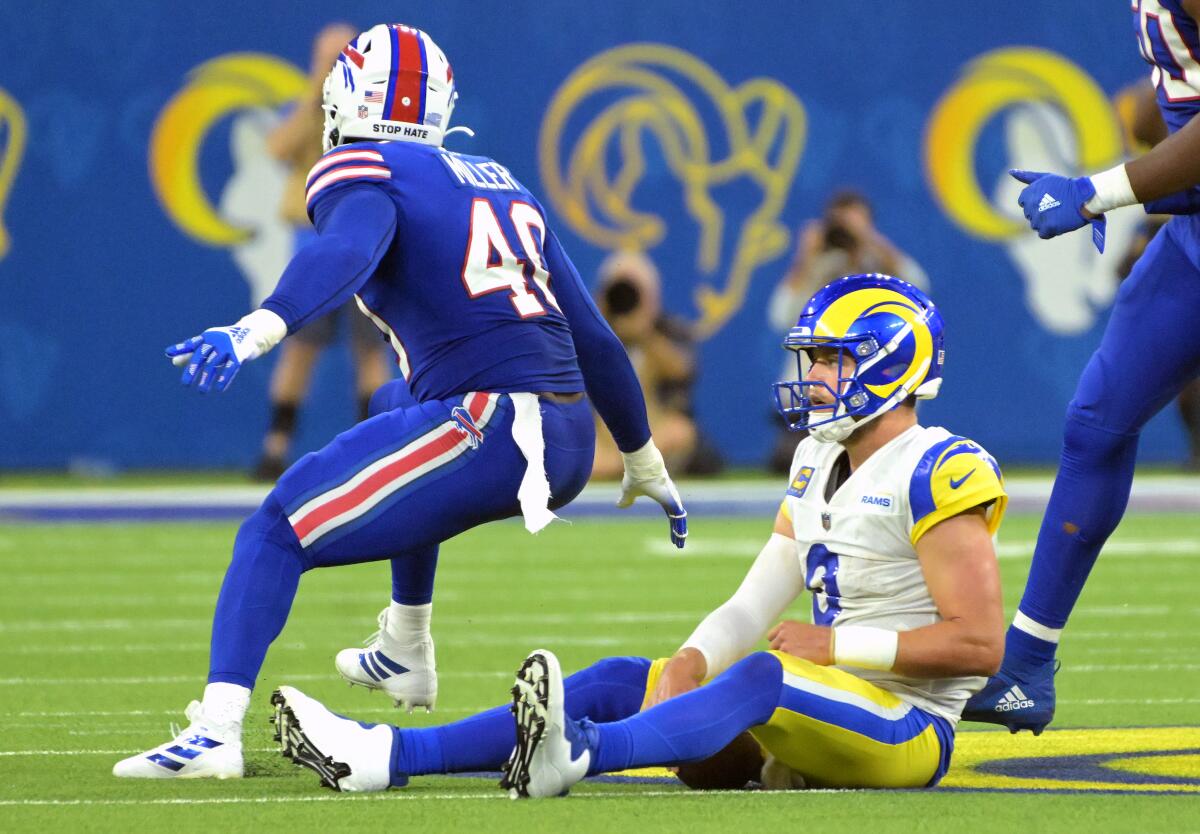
[322,24,457,152]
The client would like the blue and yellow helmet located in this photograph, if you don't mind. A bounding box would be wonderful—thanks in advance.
[773,274,945,443]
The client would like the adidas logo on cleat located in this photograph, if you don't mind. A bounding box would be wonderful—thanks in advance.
[1037,193,1061,213]
[993,684,1035,712]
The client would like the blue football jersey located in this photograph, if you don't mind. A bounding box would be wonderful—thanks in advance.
[1134,0,1200,134]
[304,141,584,401]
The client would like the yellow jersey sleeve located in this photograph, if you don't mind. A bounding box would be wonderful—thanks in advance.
[908,435,1007,545]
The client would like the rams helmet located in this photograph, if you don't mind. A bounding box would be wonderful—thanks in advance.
[774,274,945,443]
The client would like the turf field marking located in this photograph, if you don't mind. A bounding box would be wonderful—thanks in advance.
[14,662,1200,687]
[0,789,849,806]
[1070,631,1185,639]
[644,538,1200,558]
[1067,663,1200,672]
[0,633,622,655]
[0,611,704,634]
[7,705,491,721]
[1069,605,1172,617]
[1058,697,1200,706]
[1076,646,1199,656]
[994,539,1200,558]
[0,642,307,655]
[0,671,511,686]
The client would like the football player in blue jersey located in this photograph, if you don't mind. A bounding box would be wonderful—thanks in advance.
[264,275,1009,796]
[964,0,1200,733]
[114,23,687,780]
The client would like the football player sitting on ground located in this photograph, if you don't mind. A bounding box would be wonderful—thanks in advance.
[114,23,687,781]
[269,274,1008,795]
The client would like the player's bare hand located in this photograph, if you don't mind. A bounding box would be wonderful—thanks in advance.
[768,620,833,665]
[645,649,706,709]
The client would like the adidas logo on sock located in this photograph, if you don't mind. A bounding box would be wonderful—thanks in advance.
[1037,193,1061,212]
[993,684,1036,712]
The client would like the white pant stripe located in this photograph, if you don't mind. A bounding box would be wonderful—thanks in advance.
[781,670,913,721]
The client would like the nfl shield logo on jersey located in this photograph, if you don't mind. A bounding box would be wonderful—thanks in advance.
[358,105,369,119]
[821,512,832,531]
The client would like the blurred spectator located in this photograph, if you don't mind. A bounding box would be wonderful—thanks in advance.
[590,251,724,479]
[253,24,392,481]
[766,190,927,472]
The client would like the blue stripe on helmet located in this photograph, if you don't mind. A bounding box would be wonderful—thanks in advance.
[382,25,401,122]
[415,32,428,125]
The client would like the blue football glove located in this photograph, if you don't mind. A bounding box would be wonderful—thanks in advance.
[1010,169,1106,253]
[164,309,287,393]
[617,441,688,549]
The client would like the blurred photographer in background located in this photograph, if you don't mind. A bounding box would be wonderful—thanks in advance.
[766,190,927,472]
[592,251,724,480]
[253,23,392,481]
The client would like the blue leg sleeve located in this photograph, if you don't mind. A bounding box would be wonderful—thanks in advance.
[390,545,438,605]
[1008,222,1200,667]
[590,652,782,775]
[207,496,307,689]
[391,656,651,778]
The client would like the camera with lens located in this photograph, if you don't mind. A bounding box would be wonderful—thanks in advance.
[823,221,858,252]
[603,277,642,316]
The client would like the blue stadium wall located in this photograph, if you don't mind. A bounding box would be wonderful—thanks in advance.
[0,1,1177,469]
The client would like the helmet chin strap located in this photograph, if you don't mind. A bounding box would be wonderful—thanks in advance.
[807,383,915,445]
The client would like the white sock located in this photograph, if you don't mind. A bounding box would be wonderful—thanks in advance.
[385,601,432,644]
[1013,610,1063,644]
[201,682,251,732]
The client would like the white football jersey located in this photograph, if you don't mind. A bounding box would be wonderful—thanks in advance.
[781,424,1007,725]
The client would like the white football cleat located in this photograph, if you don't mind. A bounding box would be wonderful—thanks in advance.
[335,608,437,712]
[501,649,593,799]
[112,701,242,779]
[271,685,397,791]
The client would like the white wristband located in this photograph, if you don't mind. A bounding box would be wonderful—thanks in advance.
[620,439,665,480]
[1085,164,1137,214]
[236,308,288,357]
[832,626,898,671]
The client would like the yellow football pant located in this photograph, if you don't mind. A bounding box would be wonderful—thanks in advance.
[645,650,951,789]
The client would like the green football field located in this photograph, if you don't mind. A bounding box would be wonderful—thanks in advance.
[1,509,1197,832]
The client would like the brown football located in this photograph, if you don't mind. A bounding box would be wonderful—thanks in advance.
[673,731,765,790]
